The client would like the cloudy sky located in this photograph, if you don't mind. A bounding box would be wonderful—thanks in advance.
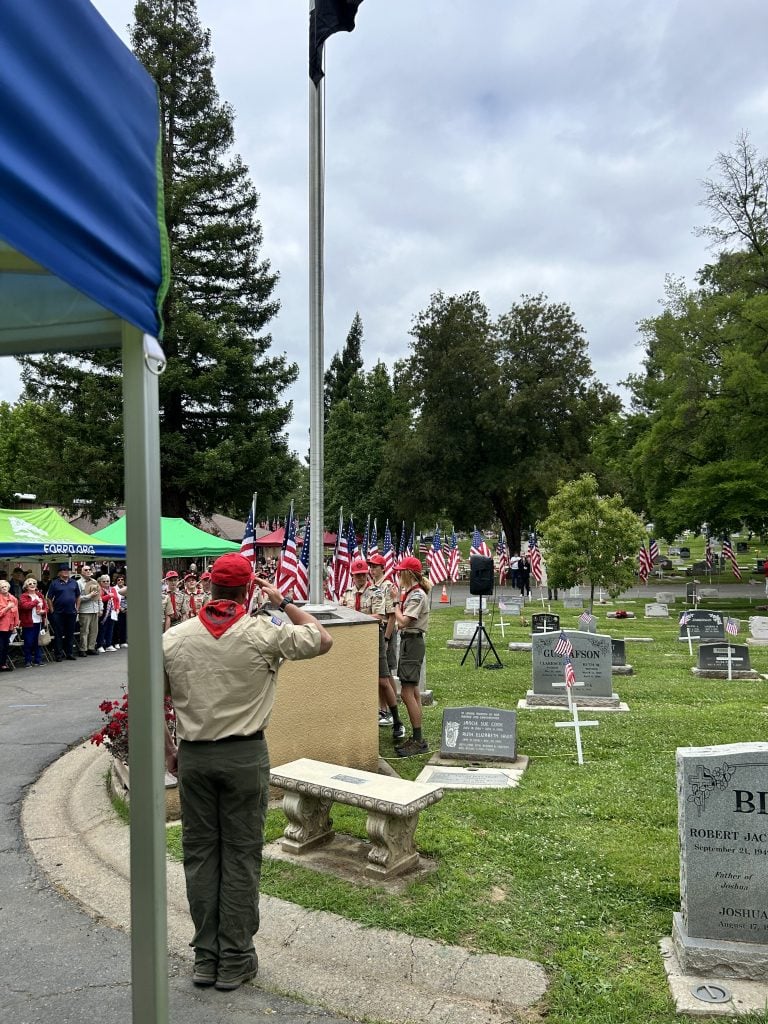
[4,0,768,452]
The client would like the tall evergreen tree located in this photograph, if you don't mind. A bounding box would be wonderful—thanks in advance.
[324,312,364,424]
[16,0,299,520]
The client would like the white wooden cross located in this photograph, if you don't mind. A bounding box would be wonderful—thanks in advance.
[553,680,599,766]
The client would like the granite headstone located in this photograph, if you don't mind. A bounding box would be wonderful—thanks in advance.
[679,610,725,641]
[531,612,560,634]
[527,630,619,707]
[645,602,669,617]
[693,643,757,678]
[440,706,516,761]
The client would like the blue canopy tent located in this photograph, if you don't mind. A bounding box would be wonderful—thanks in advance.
[1,3,170,1020]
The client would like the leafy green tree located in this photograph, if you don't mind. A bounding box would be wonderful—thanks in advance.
[17,0,299,521]
[538,474,646,610]
[324,312,365,425]
[621,135,768,538]
[388,291,618,551]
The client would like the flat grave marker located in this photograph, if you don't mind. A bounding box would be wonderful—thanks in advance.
[439,706,517,762]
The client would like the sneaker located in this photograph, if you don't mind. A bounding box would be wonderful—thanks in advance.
[378,710,393,727]
[393,723,407,741]
[105,646,117,652]
[87,649,99,655]
[192,965,216,987]
[395,738,429,758]
[215,956,258,991]
[95,647,105,654]
[121,643,128,648]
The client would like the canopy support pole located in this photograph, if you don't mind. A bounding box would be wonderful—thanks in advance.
[122,322,168,1024]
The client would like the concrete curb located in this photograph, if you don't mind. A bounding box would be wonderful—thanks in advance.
[22,743,548,1024]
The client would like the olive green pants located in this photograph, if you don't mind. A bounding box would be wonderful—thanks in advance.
[178,736,269,978]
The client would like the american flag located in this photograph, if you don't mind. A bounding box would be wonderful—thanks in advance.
[554,631,574,656]
[276,508,298,595]
[347,517,359,560]
[679,611,693,626]
[382,520,395,579]
[471,526,491,558]
[294,517,310,601]
[722,538,742,580]
[406,523,415,558]
[369,519,378,558]
[240,505,256,567]
[638,545,652,582]
[332,511,350,600]
[726,616,740,636]
[649,537,659,563]
[579,610,592,627]
[447,527,460,582]
[497,531,509,582]
[397,521,407,559]
[428,525,448,583]
[564,657,576,688]
[528,531,543,584]
[705,539,713,569]
[361,515,370,559]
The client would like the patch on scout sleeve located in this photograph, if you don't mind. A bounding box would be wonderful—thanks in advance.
[271,615,283,626]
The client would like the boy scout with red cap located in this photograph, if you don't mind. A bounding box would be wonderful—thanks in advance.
[161,570,186,631]
[367,553,406,742]
[163,552,332,992]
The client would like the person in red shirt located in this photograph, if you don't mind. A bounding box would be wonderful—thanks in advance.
[19,577,47,666]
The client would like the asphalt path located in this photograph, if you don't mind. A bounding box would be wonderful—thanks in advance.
[0,651,351,1024]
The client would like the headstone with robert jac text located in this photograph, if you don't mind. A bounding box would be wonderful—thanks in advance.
[523,630,622,709]
[672,742,768,979]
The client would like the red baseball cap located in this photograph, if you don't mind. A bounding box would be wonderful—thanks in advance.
[164,570,179,580]
[394,555,423,575]
[350,557,369,575]
[210,553,254,588]
[367,553,386,566]
[200,571,211,581]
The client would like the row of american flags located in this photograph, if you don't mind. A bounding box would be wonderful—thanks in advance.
[638,537,743,581]
[239,508,547,600]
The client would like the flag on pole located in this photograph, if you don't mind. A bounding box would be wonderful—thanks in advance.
[705,538,713,570]
[294,517,311,601]
[726,616,740,636]
[369,519,378,557]
[471,526,491,558]
[382,520,395,579]
[240,504,256,567]
[498,530,509,582]
[406,523,415,558]
[528,530,543,584]
[447,527,460,582]
[361,515,370,559]
[554,631,575,656]
[397,521,407,560]
[649,537,660,563]
[309,0,365,85]
[276,506,298,595]
[579,610,592,628]
[347,517,359,559]
[564,657,576,688]
[638,544,651,582]
[722,538,742,579]
[428,525,448,583]
[332,510,351,600]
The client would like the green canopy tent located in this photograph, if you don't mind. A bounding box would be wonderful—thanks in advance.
[91,515,239,559]
[0,506,127,559]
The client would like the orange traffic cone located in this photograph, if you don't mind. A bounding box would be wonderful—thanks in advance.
[440,583,449,603]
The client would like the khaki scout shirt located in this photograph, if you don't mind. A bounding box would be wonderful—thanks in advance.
[163,611,321,741]
[368,579,395,618]
[340,584,373,614]
[162,589,188,624]
[401,585,430,633]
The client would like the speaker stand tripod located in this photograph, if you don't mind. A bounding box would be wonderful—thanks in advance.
[460,601,503,669]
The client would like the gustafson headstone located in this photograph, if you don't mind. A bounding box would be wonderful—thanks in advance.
[678,610,725,642]
[440,706,516,762]
[447,621,478,649]
[611,637,634,676]
[531,612,560,634]
[693,643,758,679]
[673,742,768,979]
[525,631,621,708]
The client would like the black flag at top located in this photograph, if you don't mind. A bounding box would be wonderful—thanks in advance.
[309,0,364,85]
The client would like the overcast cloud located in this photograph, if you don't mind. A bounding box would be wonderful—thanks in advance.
[3,0,768,452]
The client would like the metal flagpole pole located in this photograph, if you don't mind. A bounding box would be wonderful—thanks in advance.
[308,0,325,603]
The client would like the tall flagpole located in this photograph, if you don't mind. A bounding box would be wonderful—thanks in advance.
[308,0,325,604]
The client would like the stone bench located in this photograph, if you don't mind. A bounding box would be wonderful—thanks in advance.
[270,758,444,880]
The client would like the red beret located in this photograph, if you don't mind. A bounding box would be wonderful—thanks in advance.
[367,553,386,566]
[210,553,254,588]
[394,555,423,575]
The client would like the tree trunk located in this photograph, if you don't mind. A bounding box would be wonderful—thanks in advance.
[490,492,522,554]
[589,582,594,614]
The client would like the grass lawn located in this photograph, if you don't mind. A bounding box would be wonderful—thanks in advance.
[167,595,768,1023]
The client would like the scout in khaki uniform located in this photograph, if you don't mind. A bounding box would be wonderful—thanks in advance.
[163,554,332,991]
[183,572,203,618]
[199,571,212,606]
[367,553,405,742]
[162,570,187,631]
[390,555,432,757]
[339,556,373,613]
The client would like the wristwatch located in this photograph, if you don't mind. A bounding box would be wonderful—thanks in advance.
[279,598,294,611]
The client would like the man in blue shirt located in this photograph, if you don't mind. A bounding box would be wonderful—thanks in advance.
[46,564,80,661]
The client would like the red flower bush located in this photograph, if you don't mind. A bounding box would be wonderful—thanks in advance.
[91,692,175,764]
[614,609,629,619]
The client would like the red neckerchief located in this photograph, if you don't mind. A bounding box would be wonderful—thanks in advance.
[199,600,247,639]
[169,591,177,616]
[188,593,197,616]
[400,584,419,608]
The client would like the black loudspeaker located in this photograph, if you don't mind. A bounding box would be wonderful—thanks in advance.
[469,555,494,596]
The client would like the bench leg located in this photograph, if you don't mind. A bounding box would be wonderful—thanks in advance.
[365,811,420,879]
[281,792,334,854]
